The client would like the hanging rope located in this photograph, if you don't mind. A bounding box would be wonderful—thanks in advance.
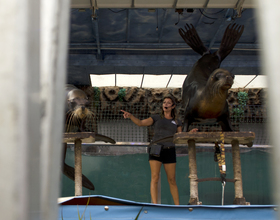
[214,132,226,182]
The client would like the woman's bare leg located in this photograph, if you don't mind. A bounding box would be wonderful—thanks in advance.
[164,163,179,205]
[149,160,162,204]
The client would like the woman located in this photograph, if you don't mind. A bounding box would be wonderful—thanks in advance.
[121,96,197,205]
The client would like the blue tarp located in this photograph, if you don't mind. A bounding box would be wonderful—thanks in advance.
[58,195,278,220]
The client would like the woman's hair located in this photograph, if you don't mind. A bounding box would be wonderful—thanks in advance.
[160,96,177,120]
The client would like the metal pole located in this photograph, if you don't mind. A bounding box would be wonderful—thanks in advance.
[74,139,83,196]
[188,139,199,204]
[256,1,280,217]
[221,181,226,205]
[40,0,70,219]
[0,0,41,219]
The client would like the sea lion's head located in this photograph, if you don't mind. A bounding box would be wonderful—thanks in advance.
[207,68,234,95]
[67,89,90,119]
[65,85,95,132]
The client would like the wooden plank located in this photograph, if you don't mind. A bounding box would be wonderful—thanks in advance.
[63,132,116,144]
[174,132,255,146]
[63,132,96,143]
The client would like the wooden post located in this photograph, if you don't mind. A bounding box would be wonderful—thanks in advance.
[231,139,246,205]
[74,139,83,196]
[171,132,254,205]
[188,139,199,205]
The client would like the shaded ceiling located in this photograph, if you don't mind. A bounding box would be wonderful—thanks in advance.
[68,0,261,87]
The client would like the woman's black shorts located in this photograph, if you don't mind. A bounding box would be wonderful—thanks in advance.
[149,147,176,164]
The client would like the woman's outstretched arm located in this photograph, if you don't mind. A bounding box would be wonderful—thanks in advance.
[121,110,153,127]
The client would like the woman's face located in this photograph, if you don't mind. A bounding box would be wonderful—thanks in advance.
[162,98,175,111]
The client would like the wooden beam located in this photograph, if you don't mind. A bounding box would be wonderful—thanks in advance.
[174,132,255,146]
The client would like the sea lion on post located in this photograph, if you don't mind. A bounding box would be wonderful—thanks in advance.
[63,84,95,190]
[178,23,244,131]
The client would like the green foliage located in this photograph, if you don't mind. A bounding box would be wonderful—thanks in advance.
[118,88,126,101]
[77,197,91,220]
[232,91,249,120]
[93,87,100,101]
[93,87,100,107]
[61,197,92,220]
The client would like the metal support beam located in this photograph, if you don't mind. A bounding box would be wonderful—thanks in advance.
[235,0,245,17]
[166,68,174,87]
[115,68,117,86]
[172,0,178,8]
[208,10,231,50]
[68,54,260,69]
[194,1,210,28]
[158,9,168,43]
[126,9,131,43]
[69,42,260,51]
[140,67,146,88]
[91,9,102,60]
[131,0,135,8]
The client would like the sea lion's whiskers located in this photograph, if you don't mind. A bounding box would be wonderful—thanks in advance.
[67,112,75,132]
[66,113,72,132]
[86,110,94,118]
[66,109,72,115]
[90,112,95,118]
[86,112,95,122]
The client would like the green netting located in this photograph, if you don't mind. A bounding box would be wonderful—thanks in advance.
[83,101,268,145]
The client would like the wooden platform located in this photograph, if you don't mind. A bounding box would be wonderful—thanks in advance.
[63,132,116,144]
[172,131,255,205]
[174,131,255,147]
[63,132,116,196]
[64,132,95,143]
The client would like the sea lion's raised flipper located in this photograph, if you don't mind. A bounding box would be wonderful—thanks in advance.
[179,23,209,56]
[217,23,244,61]
[63,163,95,190]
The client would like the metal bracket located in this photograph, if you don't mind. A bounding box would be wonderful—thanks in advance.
[90,0,98,19]
[235,0,245,18]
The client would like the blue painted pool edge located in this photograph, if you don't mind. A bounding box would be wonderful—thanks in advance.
[58,195,278,220]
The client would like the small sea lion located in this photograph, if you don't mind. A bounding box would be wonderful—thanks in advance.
[179,23,244,131]
[63,84,95,190]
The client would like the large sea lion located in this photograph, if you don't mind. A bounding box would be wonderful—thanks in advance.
[179,23,244,131]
